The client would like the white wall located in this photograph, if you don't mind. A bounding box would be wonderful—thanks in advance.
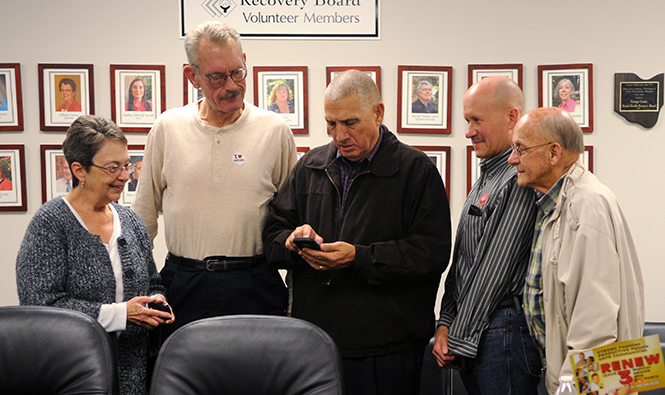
[1,0,663,320]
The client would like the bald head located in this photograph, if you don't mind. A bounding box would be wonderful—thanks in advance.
[464,76,525,159]
[325,69,381,111]
[466,76,524,115]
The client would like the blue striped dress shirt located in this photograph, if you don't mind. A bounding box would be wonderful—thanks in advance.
[438,148,536,358]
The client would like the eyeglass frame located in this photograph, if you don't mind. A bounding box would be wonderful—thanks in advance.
[510,142,553,157]
[191,64,248,88]
[91,162,135,174]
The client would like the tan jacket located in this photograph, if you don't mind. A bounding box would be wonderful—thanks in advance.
[542,159,644,393]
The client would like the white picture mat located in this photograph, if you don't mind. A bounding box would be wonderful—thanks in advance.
[256,70,305,129]
[541,68,590,128]
[400,70,447,129]
[114,69,161,128]
[44,68,90,127]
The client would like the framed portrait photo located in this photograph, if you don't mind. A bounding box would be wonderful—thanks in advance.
[538,63,594,132]
[466,146,482,194]
[183,63,203,105]
[40,145,69,203]
[297,146,310,161]
[253,66,308,134]
[412,146,451,200]
[0,144,27,212]
[38,64,95,132]
[584,145,594,173]
[468,63,523,89]
[397,66,452,134]
[326,66,381,92]
[0,63,24,131]
[110,64,165,132]
[118,145,145,207]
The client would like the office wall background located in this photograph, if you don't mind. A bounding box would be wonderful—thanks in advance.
[1,0,663,321]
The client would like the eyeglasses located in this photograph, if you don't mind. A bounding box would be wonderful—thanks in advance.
[91,163,135,174]
[191,64,247,88]
[510,142,553,157]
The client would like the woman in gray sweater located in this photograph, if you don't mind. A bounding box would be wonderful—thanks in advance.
[16,115,173,395]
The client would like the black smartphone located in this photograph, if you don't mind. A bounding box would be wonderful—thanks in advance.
[147,301,171,313]
[293,237,321,250]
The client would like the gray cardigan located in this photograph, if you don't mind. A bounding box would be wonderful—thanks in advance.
[16,197,165,395]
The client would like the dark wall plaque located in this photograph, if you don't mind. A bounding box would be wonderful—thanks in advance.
[615,73,664,128]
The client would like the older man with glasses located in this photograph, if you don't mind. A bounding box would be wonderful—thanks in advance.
[132,21,297,338]
[508,107,644,393]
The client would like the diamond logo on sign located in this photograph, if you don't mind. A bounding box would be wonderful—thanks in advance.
[202,0,237,17]
[181,0,381,39]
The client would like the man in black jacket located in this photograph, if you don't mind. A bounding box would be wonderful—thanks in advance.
[263,70,452,395]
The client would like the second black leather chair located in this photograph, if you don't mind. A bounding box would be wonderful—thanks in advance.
[150,315,344,395]
[0,305,118,395]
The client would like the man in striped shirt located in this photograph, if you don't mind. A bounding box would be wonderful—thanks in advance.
[433,76,542,394]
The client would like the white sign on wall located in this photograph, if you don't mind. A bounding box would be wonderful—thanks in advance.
[179,0,380,39]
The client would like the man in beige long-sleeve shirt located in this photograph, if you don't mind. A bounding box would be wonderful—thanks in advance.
[509,108,644,393]
[132,21,296,337]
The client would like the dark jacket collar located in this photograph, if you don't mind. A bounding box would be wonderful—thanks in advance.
[304,125,400,178]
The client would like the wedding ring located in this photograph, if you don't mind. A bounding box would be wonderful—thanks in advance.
[319,265,323,270]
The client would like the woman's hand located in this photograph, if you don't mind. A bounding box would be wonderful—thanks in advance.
[126,295,174,329]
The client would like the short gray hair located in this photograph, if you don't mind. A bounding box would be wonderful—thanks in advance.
[185,21,243,66]
[416,80,433,92]
[63,115,127,187]
[325,69,380,110]
[555,78,576,100]
[527,108,584,154]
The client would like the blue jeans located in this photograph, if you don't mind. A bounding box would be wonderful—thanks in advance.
[460,300,542,395]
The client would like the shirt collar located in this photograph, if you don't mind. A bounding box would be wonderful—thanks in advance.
[536,175,565,216]
[478,147,513,173]
[336,126,384,165]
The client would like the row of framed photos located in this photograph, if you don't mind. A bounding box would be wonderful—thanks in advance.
[0,62,594,134]
[0,144,594,212]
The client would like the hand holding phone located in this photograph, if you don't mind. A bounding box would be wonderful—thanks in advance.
[147,301,171,313]
[293,237,321,250]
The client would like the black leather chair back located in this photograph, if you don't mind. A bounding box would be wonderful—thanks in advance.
[0,306,118,395]
[644,322,665,354]
[150,315,344,395]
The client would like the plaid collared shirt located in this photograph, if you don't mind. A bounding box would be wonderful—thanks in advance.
[524,176,565,350]
[336,127,383,218]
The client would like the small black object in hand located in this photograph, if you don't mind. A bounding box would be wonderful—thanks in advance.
[147,301,170,313]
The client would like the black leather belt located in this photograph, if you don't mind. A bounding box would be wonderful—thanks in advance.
[497,295,523,309]
[168,253,265,272]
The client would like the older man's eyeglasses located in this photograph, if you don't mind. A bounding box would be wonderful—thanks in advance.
[92,163,135,174]
[510,142,553,157]
[191,64,247,88]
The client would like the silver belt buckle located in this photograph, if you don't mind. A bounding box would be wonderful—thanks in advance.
[205,258,227,271]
